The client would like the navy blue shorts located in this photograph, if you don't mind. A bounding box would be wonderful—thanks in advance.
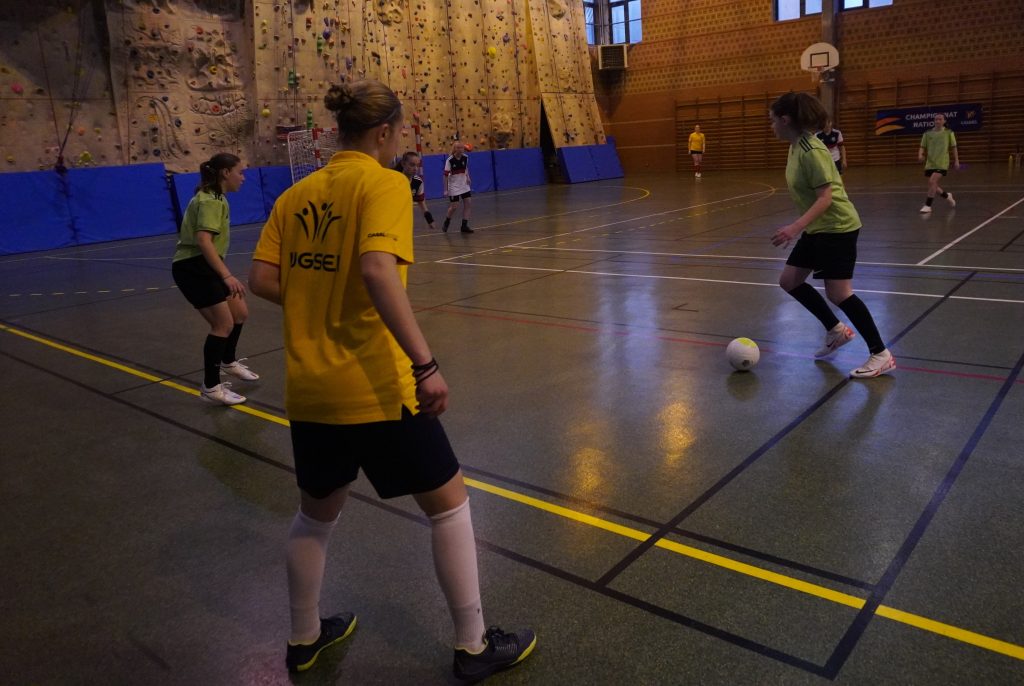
[448,191,472,203]
[785,229,859,280]
[290,406,461,499]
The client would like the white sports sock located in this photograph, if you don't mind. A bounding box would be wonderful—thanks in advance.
[430,498,486,652]
[286,510,338,644]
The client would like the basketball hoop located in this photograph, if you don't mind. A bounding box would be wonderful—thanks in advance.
[801,42,839,86]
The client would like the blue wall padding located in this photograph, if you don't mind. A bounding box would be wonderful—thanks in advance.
[0,172,75,255]
[171,172,200,222]
[558,146,600,183]
[227,173,267,225]
[468,150,495,193]
[66,163,177,245]
[259,166,293,216]
[493,148,546,190]
[420,154,448,200]
[591,143,624,180]
[557,143,624,184]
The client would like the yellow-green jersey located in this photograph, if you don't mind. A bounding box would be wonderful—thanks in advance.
[786,133,861,234]
[688,132,705,152]
[173,191,231,262]
[252,151,416,424]
[920,128,957,170]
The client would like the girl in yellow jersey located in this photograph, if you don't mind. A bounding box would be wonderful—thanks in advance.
[769,92,895,378]
[688,124,705,178]
[249,80,535,679]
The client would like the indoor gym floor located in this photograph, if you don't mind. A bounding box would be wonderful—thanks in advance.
[1,162,1022,685]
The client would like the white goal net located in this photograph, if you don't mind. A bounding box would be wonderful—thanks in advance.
[287,128,339,184]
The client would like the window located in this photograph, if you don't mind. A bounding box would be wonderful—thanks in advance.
[585,0,642,45]
[776,0,890,21]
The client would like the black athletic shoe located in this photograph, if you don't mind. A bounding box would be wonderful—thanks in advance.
[452,626,536,683]
[443,219,451,232]
[460,226,475,234]
[285,612,357,672]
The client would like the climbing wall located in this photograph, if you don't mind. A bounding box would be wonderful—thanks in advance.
[0,0,602,174]
[526,0,605,146]
[105,0,253,172]
[0,2,121,171]
[251,0,545,161]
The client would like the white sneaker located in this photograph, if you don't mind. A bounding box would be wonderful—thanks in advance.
[815,322,856,358]
[696,172,702,178]
[220,359,260,381]
[200,382,247,405]
[849,349,896,379]
[946,193,956,208]
[919,205,932,213]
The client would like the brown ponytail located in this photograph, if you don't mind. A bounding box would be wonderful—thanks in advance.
[324,80,403,142]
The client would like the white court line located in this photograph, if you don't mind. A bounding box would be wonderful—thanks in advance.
[440,260,1024,305]
[415,183,655,240]
[434,186,777,264]
[497,245,1024,274]
[918,195,1024,265]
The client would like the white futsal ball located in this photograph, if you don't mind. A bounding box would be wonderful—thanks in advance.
[726,337,760,371]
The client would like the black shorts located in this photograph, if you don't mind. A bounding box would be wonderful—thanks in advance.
[171,255,229,309]
[785,229,859,280]
[924,169,948,177]
[290,406,461,499]
[448,191,472,203]
[834,160,843,174]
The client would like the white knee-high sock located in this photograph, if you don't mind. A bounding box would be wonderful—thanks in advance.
[430,499,486,651]
[286,510,338,644]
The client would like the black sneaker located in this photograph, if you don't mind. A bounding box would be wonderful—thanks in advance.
[285,612,357,672]
[452,626,536,683]
[460,226,475,234]
[443,219,451,232]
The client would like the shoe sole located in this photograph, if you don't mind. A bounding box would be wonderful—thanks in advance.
[200,393,246,405]
[850,359,896,378]
[291,616,358,672]
[455,634,537,683]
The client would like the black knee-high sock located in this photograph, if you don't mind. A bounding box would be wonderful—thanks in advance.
[222,323,243,364]
[837,294,885,354]
[204,334,228,388]
[787,283,840,330]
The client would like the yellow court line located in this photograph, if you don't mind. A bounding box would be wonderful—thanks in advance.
[2,322,1022,662]
[0,324,289,426]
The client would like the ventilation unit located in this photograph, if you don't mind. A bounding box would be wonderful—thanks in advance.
[598,44,628,70]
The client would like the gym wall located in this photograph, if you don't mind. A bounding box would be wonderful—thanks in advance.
[596,0,1024,172]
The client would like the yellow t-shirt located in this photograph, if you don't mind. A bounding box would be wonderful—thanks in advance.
[688,132,705,152]
[253,151,416,424]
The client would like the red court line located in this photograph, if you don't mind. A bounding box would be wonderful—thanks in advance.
[434,306,1024,385]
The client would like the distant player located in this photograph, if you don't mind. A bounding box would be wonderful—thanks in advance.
[769,92,895,379]
[688,124,705,178]
[398,151,435,229]
[918,113,959,213]
[443,141,474,233]
[815,119,847,174]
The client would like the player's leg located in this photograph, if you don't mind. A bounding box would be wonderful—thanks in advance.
[220,295,259,380]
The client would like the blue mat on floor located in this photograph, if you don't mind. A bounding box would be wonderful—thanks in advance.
[259,166,294,216]
[557,143,624,184]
